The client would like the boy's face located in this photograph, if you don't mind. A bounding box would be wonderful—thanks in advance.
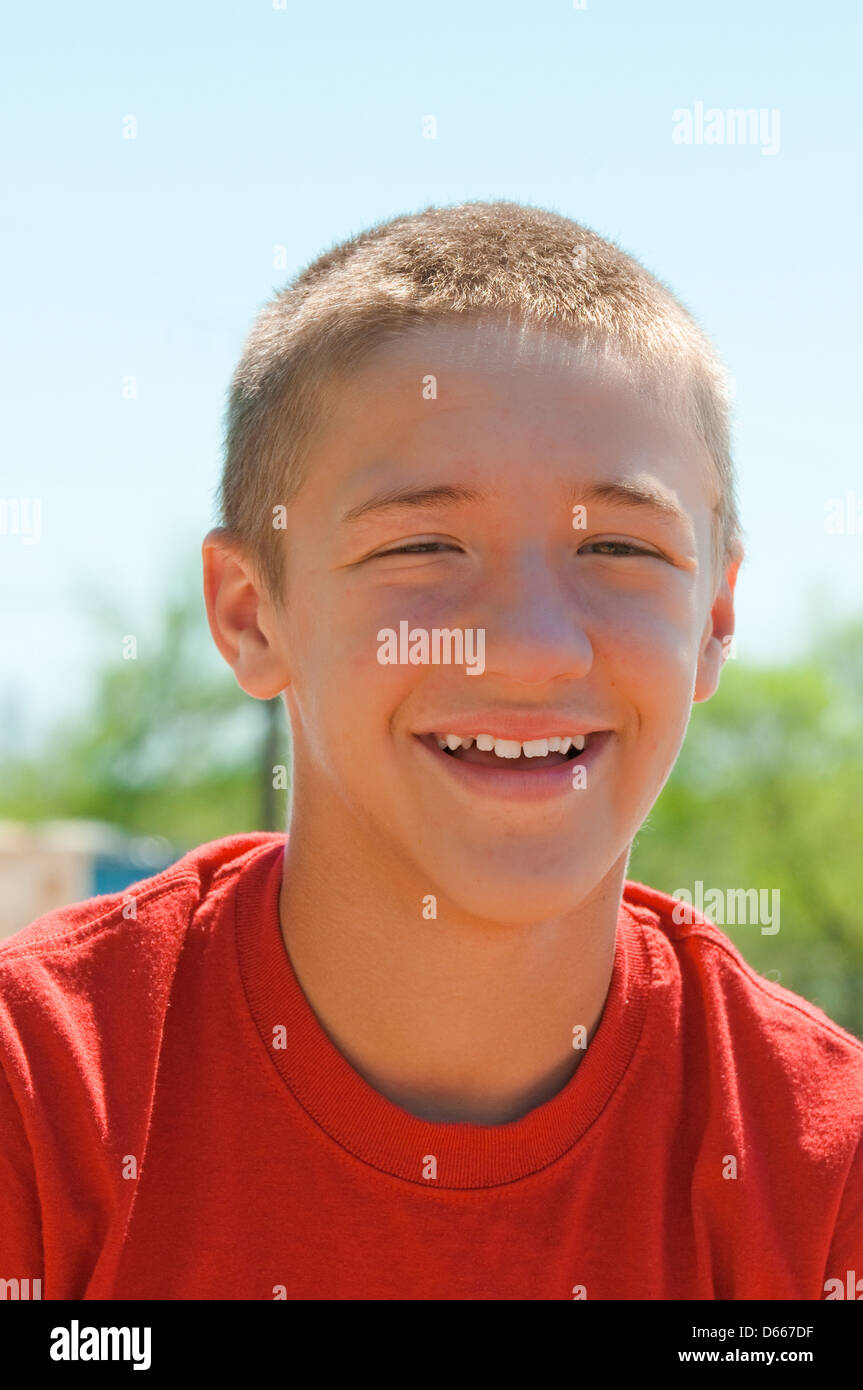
[229,317,736,922]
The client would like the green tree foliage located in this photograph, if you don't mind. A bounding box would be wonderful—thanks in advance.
[629,617,863,1036]
[0,578,290,845]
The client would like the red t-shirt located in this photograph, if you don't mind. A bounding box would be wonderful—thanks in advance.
[0,833,860,1300]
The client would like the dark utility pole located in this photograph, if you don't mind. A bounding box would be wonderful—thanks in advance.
[260,696,283,831]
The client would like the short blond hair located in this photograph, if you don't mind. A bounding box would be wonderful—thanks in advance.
[220,200,742,599]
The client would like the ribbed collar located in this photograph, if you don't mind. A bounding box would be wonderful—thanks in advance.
[234,838,654,1188]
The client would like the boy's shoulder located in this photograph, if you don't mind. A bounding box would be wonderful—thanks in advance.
[623,876,863,1103]
[0,832,283,997]
[0,832,285,1149]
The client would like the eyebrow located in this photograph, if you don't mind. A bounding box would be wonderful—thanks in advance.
[340,478,690,527]
[577,480,689,525]
[340,483,484,524]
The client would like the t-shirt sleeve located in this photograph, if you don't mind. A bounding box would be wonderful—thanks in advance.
[824,1131,863,1295]
[0,1054,43,1285]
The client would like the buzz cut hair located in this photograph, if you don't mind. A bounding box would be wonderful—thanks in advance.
[219,199,742,601]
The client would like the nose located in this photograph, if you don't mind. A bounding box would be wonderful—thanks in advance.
[475,546,594,686]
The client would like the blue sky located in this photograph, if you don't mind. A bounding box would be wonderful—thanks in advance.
[2,0,861,743]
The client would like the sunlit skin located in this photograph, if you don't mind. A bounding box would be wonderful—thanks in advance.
[203,317,740,1124]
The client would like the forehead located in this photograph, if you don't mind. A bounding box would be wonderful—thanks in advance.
[355,314,637,396]
[313,316,716,508]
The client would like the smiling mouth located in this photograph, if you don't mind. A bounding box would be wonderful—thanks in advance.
[420,732,595,770]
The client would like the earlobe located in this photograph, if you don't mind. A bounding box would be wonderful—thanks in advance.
[693,635,725,703]
[692,552,741,704]
[201,530,291,699]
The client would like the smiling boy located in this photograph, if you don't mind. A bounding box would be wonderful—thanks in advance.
[1,201,860,1300]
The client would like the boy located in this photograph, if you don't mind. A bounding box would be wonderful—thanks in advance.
[1,201,860,1300]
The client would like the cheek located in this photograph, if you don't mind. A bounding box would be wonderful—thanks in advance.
[313,573,460,689]
[598,618,694,827]
[287,590,418,755]
[596,600,698,741]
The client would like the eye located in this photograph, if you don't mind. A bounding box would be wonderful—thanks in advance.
[375,541,460,557]
[579,540,662,558]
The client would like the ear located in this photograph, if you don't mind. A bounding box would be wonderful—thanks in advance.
[201,528,291,699]
[693,548,742,704]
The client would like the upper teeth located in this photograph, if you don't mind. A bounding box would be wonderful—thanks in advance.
[436,733,587,757]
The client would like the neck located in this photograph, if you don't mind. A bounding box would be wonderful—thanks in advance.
[278,805,626,1127]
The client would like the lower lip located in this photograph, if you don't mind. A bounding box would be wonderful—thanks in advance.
[413,732,613,803]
